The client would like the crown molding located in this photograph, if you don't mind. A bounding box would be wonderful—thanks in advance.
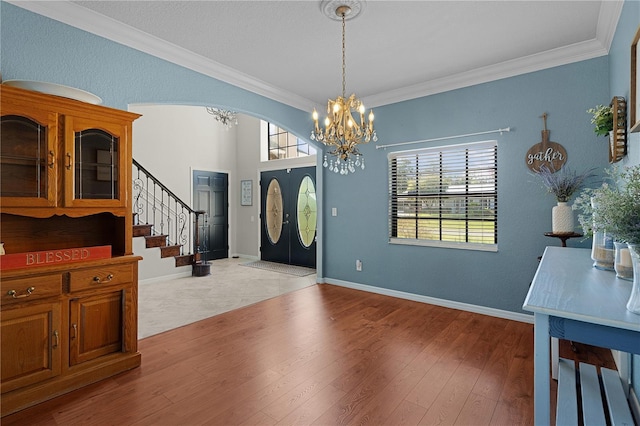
[363,38,610,108]
[8,0,623,111]
[596,0,624,51]
[365,0,622,108]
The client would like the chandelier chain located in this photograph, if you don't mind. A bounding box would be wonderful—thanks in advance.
[341,10,346,99]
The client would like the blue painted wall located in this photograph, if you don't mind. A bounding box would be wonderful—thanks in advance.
[323,52,610,314]
[0,2,635,319]
[607,0,640,407]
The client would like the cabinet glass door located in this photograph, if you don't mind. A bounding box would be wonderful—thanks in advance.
[64,117,127,208]
[0,110,57,207]
[74,129,119,200]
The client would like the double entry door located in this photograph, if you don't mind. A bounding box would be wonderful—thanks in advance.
[260,167,316,268]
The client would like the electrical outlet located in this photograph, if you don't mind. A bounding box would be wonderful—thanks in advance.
[356,259,362,271]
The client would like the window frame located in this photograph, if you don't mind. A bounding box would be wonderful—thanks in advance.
[388,140,498,252]
[267,122,316,161]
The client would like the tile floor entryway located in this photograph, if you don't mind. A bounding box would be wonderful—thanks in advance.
[138,257,317,339]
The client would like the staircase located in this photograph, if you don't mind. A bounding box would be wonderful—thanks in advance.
[132,159,209,277]
[132,222,193,267]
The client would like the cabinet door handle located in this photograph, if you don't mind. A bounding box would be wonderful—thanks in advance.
[7,286,35,299]
[52,330,59,348]
[93,274,114,284]
[66,152,72,170]
[49,150,55,168]
[71,323,77,340]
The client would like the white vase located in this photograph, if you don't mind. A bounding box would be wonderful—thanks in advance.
[625,244,640,314]
[552,202,574,234]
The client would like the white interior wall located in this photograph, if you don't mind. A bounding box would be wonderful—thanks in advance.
[235,114,262,258]
[128,104,317,276]
[129,104,241,278]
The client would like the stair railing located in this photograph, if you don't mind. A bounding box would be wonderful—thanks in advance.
[132,159,207,262]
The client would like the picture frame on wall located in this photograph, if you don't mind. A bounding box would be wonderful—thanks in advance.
[241,180,252,206]
[631,26,640,133]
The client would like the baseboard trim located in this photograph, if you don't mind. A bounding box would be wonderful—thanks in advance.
[323,278,533,324]
[233,254,259,261]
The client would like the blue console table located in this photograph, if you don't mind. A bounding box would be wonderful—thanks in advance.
[523,246,640,425]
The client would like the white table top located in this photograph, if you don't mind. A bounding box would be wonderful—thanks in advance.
[523,247,640,332]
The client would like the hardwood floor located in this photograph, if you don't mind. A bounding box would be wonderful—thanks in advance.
[2,284,613,425]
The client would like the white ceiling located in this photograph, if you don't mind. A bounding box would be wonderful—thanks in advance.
[10,1,622,110]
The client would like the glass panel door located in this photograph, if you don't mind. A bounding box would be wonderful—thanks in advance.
[0,111,57,207]
[64,116,126,208]
[74,129,119,200]
[260,167,316,268]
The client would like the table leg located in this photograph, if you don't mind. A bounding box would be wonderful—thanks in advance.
[551,337,559,380]
[533,313,551,425]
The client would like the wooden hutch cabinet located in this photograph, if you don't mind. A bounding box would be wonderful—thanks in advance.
[0,85,142,416]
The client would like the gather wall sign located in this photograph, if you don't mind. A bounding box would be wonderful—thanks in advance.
[525,112,567,173]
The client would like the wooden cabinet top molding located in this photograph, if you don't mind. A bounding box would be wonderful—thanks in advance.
[1,85,141,122]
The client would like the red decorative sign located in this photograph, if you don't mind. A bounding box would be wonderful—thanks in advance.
[0,245,111,270]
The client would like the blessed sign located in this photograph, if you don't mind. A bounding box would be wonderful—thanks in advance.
[0,245,111,270]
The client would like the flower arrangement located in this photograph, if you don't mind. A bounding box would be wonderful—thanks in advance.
[587,104,613,137]
[534,165,594,202]
[573,165,640,244]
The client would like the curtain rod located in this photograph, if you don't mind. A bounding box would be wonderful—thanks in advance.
[375,127,511,150]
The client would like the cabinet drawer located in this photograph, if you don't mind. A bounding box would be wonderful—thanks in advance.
[69,263,133,292]
[1,274,62,306]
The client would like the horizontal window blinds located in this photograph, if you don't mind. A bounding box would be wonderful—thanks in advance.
[389,141,497,245]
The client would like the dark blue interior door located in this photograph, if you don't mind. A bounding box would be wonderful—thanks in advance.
[193,170,228,261]
[260,169,290,265]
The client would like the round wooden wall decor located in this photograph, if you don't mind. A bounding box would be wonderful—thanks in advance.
[525,113,567,172]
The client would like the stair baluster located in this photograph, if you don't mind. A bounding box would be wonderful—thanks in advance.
[132,159,204,271]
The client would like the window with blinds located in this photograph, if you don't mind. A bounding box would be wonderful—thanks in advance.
[388,140,498,251]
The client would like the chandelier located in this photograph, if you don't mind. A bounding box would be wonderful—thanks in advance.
[206,107,238,130]
[311,1,377,175]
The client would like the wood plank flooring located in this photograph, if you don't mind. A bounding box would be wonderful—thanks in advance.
[2,284,613,425]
